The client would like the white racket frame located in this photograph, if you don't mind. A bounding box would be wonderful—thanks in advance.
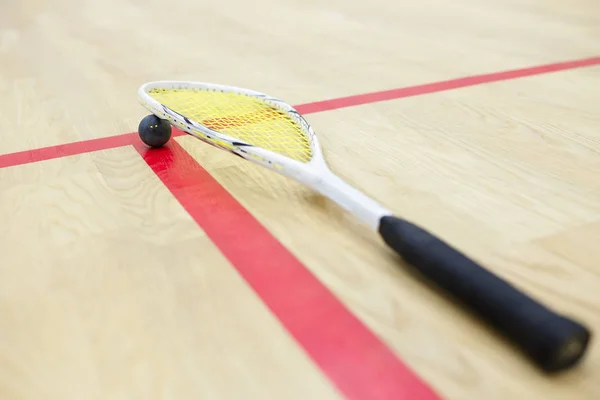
[138,81,391,231]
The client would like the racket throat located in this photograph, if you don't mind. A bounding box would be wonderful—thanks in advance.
[313,171,391,232]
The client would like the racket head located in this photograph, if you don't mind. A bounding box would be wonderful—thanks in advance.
[137,81,323,167]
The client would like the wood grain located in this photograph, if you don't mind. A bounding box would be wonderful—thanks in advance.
[0,0,599,398]
[0,149,345,400]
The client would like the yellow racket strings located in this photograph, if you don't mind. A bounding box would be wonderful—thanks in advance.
[148,88,313,163]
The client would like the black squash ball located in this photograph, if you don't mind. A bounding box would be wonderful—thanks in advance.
[138,114,172,148]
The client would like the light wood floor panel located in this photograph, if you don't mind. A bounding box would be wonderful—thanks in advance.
[1,0,599,153]
[1,0,600,398]
[0,149,345,400]
[180,66,600,399]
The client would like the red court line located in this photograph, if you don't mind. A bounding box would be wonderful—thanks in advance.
[1,55,598,169]
[0,132,137,169]
[133,140,442,400]
[294,56,600,114]
[1,57,597,399]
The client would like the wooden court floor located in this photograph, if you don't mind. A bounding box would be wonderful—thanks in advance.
[1,0,599,399]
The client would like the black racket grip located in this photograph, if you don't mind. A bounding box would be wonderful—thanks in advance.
[378,215,591,373]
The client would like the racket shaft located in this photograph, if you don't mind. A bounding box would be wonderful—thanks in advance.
[311,171,390,231]
[378,216,591,373]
